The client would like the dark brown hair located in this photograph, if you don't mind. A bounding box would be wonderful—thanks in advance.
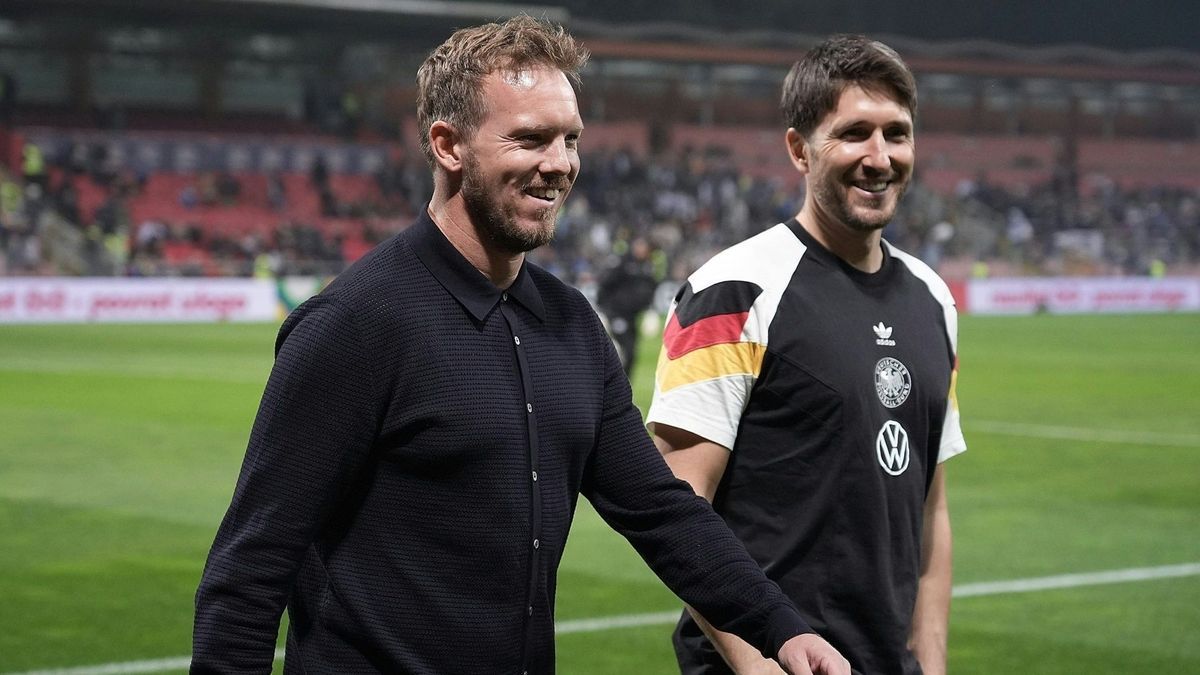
[781,34,917,138]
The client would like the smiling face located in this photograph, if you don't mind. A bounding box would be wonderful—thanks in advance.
[794,84,914,235]
[459,66,582,254]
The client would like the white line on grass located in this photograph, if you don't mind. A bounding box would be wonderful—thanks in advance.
[4,651,285,675]
[952,562,1200,597]
[969,419,1200,447]
[556,610,683,634]
[8,562,1200,675]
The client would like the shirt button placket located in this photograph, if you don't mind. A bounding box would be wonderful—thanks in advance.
[506,294,540,675]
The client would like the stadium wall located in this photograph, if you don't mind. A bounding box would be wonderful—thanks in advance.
[0,277,279,323]
[960,277,1200,315]
[2,276,1200,323]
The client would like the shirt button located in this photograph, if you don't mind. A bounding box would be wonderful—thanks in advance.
[502,293,509,302]
[531,470,538,482]
[533,538,540,549]
[528,605,534,616]
[526,403,533,413]
[514,336,521,345]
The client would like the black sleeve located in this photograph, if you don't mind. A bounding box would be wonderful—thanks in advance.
[580,323,811,659]
[191,298,381,673]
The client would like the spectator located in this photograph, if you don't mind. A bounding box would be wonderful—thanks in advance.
[266,171,286,211]
[597,235,660,375]
[215,171,241,204]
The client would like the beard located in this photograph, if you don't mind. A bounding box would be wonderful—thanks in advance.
[461,153,563,254]
[810,168,908,233]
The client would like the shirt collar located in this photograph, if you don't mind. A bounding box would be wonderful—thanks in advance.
[786,217,893,285]
[406,207,547,323]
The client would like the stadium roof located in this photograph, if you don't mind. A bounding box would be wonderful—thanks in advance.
[3,0,1198,53]
[1,0,1197,85]
[561,0,1199,53]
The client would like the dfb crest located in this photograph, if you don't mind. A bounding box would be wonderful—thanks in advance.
[874,357,911,409]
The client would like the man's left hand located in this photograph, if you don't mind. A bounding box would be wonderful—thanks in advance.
[776,633,851,675]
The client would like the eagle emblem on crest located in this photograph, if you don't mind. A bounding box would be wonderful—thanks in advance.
[874,357,911,408]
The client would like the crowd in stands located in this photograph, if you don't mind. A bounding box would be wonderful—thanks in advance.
[536,143,1199,298]
[0,133,429,278]
[2,133,1198,292]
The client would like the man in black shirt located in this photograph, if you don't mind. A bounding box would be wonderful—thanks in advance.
[191,16,847,675]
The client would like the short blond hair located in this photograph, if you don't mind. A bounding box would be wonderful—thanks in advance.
[416,15,589,166]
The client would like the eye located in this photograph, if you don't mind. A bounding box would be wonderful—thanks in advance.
[840,127,870,141]
[565,134,580,150]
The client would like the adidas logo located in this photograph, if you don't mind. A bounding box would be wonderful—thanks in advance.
[874,322,896,346]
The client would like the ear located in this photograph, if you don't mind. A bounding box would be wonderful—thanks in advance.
[785,128,809,175]
[429,121,463,174]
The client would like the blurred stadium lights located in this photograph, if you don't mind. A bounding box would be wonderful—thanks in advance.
[0,0,568,23]
[218,0,569,22]
[0,0,1195,136]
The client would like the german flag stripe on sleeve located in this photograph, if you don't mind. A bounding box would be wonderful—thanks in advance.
[656,342,766,393]
[664,280,763,359]
[673,280,763,326]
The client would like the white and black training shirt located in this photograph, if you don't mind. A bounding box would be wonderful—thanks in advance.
[648,218,966,675]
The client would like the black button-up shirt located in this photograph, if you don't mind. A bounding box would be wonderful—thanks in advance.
[192,210,809,674]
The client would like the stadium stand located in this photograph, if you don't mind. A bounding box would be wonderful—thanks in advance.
[2,121,1198,281]
[0,1,1197,281]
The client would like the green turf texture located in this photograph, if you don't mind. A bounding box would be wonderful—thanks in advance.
[0,313,1198,673]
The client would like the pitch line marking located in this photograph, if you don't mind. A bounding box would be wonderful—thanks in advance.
[951,562,1200,598]
[969,420,1200,447]
[2,651,285,675]
[557,610,683,634]
[7,562,1200,675]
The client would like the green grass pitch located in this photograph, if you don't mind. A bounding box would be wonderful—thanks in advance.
[1,313,1198,673]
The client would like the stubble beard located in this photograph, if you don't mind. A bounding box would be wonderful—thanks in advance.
[812,170,908,233]
[461,153,560,254]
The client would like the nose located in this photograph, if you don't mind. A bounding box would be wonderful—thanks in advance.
[861,130,891,172]
[541,137,574,176]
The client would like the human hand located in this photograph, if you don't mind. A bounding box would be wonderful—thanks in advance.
[740,660,787,674]
[775,633,851,675]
